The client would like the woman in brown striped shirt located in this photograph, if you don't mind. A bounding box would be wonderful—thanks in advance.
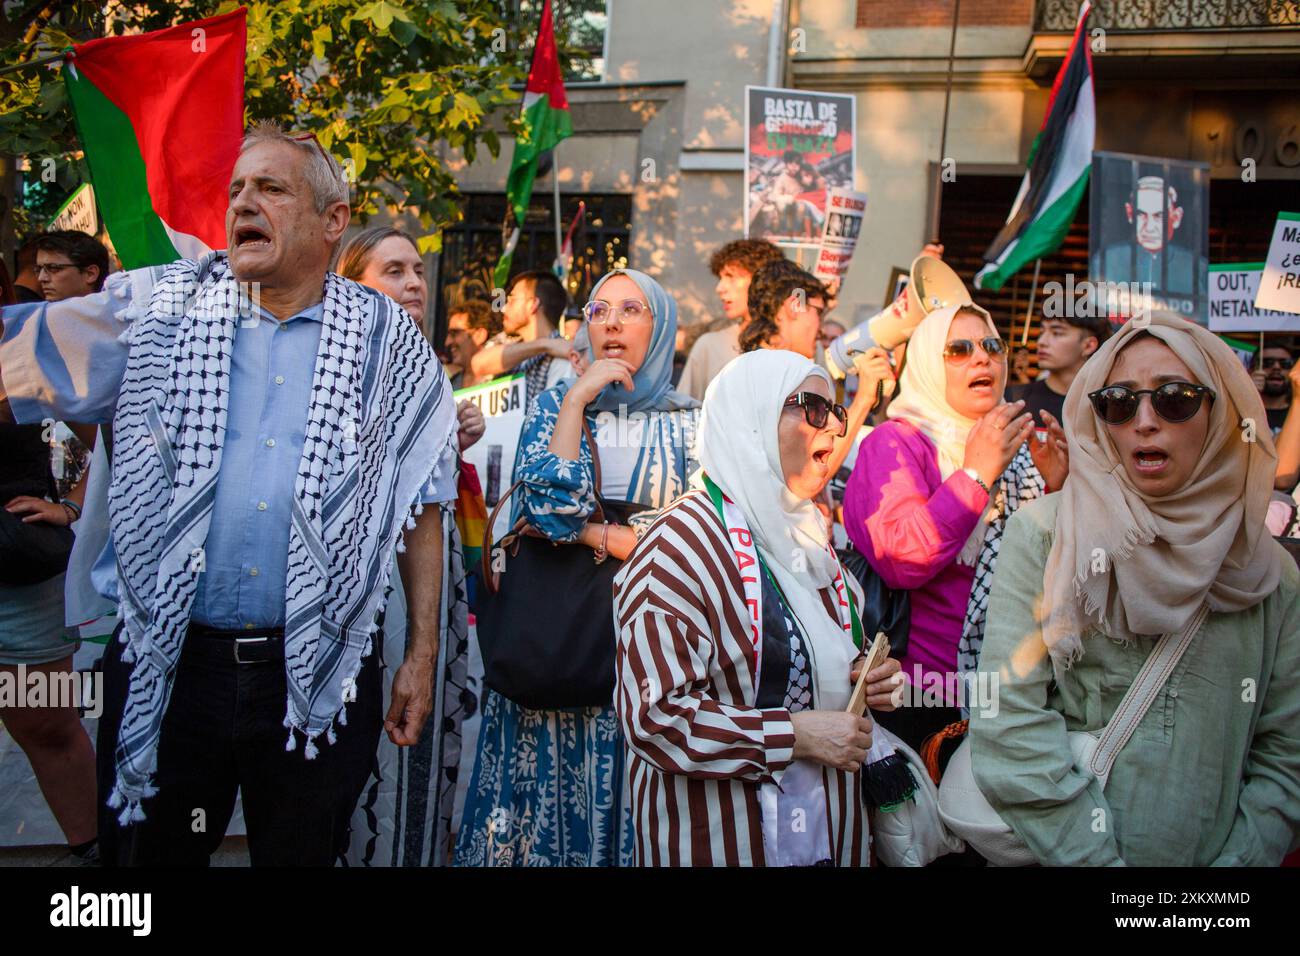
[612,349,903,866]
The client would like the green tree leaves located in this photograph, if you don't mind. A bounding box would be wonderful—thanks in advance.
[1,0,536,248]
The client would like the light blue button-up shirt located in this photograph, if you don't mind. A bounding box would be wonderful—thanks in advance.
[191,304,323,628]
[1,270,458,630]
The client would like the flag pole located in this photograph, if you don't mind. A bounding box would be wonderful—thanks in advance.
[928,0,961,243]
[1021,257,1042,347]
[0,51,69,77]
[552,146,563,277]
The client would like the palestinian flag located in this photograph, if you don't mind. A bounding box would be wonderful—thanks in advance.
[493,0,572,287]
[975,2,1094,291]
[63,9,247,270]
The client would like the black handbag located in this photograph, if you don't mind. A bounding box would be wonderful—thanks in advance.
[475,418,647,710]
[0,469,75,588]
[837,539,910,658]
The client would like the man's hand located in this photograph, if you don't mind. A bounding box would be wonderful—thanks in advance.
[391,505,443,746]
[1290,361,1300,401]
[543,336,573,360]
[385,652,436,746]
[456,399,485,452]
[5,495,70,526]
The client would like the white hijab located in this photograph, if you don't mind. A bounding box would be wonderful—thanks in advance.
[694,350,857,710]
[886,302,1003,564]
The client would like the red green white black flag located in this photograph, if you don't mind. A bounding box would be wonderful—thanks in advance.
[63,8,247,269]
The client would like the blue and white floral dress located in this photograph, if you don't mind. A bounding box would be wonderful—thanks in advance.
[455,378,699,866]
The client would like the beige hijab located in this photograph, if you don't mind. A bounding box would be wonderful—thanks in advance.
[1042,311,1284,675]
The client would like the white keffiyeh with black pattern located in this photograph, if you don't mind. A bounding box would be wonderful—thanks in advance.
[106,252,455,823]
[956,444,1046,684]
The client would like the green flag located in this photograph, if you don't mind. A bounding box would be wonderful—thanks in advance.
[494,0,572,288]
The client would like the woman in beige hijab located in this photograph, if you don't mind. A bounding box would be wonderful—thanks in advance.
[969,312,1300,866]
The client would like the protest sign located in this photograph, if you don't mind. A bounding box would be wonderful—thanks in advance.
[1254,212,1300,316]
[745,85,856,249]
[812,188,867,283]
[1089,151,1209,325]
[47,183,98,234]
[1208,263,1298,332]
[1218,334,1259,373]
[455,373,527,544]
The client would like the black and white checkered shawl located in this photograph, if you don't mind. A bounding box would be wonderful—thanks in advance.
[956,444,1046,688]
[106,252,455,823]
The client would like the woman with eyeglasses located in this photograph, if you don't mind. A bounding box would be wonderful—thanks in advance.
[969,313,1299,865]
[842,303,1066,758]
[611,349,901,865]
[456,269,700,867]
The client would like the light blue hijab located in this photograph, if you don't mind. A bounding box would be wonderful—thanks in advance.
[583,269,698,412]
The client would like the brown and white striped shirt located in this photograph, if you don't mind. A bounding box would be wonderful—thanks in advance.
[612,490,870,866]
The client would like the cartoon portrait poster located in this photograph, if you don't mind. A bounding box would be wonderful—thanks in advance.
[1089,150,1210,325]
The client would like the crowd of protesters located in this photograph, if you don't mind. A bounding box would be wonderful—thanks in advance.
[0,120,1298,869]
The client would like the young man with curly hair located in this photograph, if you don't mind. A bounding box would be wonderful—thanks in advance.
[739,258,828,359]
[678,238,786,400]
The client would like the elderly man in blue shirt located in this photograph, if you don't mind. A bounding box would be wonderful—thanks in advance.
[0,123,458,866]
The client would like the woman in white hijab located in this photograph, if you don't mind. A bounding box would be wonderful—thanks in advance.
[611,350,903,866]
[842,303,1064,755]
[970,312,1300,865]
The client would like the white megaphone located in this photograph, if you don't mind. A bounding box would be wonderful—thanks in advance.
[825,254,972,380]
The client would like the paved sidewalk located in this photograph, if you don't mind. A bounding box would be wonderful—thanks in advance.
[0,836,250,866]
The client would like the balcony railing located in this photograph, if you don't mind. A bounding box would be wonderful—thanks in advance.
[1035,0,1300,31]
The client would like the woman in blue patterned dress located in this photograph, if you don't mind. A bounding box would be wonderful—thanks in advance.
[455,269,700,866]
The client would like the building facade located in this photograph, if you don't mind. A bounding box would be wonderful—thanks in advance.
[440,0,1300,347]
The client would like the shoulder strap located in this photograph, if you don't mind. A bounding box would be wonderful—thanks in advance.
[478,413,607,594]
[1086,603,1209,779]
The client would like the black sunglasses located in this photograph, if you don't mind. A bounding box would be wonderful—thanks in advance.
[943,336,1006,362]
[1088,381,1216,425]
[1260,356,1295,371]
[784,392,847,437]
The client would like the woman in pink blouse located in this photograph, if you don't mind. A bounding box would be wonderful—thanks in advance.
[843,303,1066,754]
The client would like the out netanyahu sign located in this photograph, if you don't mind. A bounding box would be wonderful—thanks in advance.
[47,183,99,235]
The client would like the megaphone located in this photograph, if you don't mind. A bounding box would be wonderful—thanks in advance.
[825,254,971,379]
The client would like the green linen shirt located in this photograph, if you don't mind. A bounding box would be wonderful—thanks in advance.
[970,493,1300,866]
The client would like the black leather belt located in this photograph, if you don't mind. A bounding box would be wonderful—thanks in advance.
[186,623,286,664]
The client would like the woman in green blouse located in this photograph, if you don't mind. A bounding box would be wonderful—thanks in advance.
[971,312,1299,866]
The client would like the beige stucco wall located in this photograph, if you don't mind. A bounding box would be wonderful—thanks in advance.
[834,81,1030,321]
[606,0,773,150]
[439,1,1299,334]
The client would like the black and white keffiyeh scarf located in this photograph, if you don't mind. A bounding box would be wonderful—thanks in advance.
[106,253,455,823]
[956,444,1046,682]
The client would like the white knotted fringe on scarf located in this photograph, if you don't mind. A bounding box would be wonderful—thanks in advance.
[106,252,456,824]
